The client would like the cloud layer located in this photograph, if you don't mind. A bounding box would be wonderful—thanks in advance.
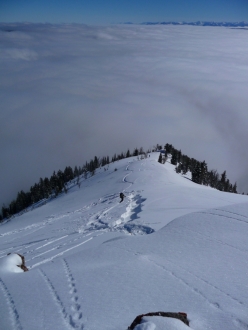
[1,23,248,207]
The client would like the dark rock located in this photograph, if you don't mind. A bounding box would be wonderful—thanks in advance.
[128,311,190,329]
[7,253,29,272]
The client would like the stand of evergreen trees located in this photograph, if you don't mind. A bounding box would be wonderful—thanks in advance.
[0,143,241,222]
[0,147,148,221]
[163,143,237,193]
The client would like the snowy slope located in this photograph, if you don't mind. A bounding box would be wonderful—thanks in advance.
[0,152,248,330]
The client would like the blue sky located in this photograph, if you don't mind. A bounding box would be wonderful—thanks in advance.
[0,0,248,24]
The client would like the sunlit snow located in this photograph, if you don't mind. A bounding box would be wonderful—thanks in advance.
[0,152,248,330]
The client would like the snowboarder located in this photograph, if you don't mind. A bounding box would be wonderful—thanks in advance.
[119,192,125,203]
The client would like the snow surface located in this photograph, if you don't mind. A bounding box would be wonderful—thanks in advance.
[134,316,190,330]
[0,152,248,330]
[0,253,23,274]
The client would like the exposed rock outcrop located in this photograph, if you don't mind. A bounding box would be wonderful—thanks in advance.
[128,311,189,329]
[7,253,28,272]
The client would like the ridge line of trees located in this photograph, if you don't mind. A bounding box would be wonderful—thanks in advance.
[0,147,149,221]
[160,143,238,193]
[1,143,243,222]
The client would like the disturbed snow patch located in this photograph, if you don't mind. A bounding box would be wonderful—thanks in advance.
[78,191,152,236]
[0,254,24,273]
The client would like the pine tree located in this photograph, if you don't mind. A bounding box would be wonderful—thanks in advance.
[175,163,182,173]
[164,143,173,154]
[232,182,237,193]
[43,177,52,198]
[2,204,9,218]
[200,161,208,185]
[219,171,227,191]
[133,148,139,156]
[171,150,178,165]
[64,166,73,181]
[192,162,202,184]
[93,156,99,169]
[74,166,79,177]
[208,170,219,188]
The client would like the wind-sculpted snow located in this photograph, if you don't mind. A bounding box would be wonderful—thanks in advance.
[0,153,248,330]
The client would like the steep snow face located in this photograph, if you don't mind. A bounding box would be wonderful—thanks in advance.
[0,152,248,330]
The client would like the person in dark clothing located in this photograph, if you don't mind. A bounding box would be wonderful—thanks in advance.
[119,192,125,203]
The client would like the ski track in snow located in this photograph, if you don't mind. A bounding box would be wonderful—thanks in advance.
[0,277,23,330]
[30,237,93,269]
[181,226,248,253]
[1,186,149,269]
[213,208,248,220]
[164,257,245,308]
[122,162,137,191]
[1,163,149,269]
[1,154,248,330]
[198,211,248,225]
[115,244,248,329]
[0,213,72,238]
[145,256,248,329]
[35,235,69,250]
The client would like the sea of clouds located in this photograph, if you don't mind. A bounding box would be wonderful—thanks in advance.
[1,23,248,207]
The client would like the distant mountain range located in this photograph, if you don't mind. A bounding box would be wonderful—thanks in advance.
[126,21,248,28]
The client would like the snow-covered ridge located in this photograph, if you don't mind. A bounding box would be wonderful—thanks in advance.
[0,152,248,330]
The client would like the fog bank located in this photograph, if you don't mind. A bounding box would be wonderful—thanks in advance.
[1,23,248,207]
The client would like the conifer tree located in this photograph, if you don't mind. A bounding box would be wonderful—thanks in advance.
[200,161,208,185]
[175,163,182,173]
[219,171,227,191]
[74,166,79,177]
[192,162,202,184]
[171,150,178,165]
[133,148,139,156]
[232,182,237,193]
[93,156,99,169]
[164,143,173,154]
[2,143,241,219]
